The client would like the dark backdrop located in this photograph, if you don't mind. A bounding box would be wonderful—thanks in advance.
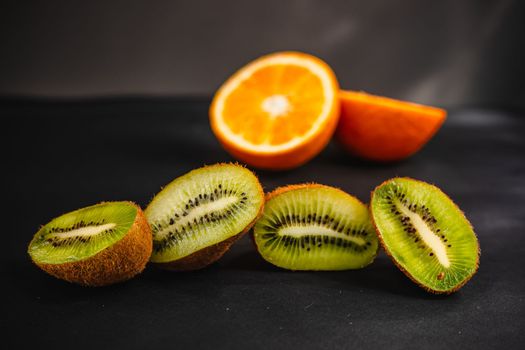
[2,2,525,349]
[1,0,524,109]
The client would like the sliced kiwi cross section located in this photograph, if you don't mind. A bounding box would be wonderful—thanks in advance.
[371,178,479,293]
[253,184,379,270]
[145,163,264,270]
[28,201,152,286]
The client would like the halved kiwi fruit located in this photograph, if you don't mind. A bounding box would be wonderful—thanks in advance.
[145,163,264,270]
[253,184,379,270]
[28,201,152,286]
[370,178,480,294]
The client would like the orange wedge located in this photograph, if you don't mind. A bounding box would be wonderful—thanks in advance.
[336,90,447,162]
[210,52,340,170]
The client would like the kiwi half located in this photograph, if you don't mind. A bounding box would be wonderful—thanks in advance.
[145,163,264,270]
[28,201,152,286]
[370,178,479,294]
[253,184,379,270]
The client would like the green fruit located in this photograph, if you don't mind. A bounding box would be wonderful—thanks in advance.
[145,163,264,270]
[28,201,152,286]
[370,177,480,294]
[253,184,379,270]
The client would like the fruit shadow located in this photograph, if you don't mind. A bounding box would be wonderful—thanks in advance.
[139,262,228,284]
[6,258,133,303]
[318,255,452,300]
[137,240,278,296]
[320,141,417,167]
[221,249,451,300]
[9,259,230,303]
[255,144,406,178]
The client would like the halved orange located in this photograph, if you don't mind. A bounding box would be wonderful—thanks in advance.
[210,52,340,170]
[336,90,447,162]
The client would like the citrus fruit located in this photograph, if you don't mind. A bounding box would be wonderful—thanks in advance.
[336,90,446,162]
[210,52,340,170]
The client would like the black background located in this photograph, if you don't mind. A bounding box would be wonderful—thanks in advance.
[3,99,525,349]
[2,0,525,348]
[1,0,524,109]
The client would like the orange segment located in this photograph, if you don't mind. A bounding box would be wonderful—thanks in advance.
[336,90,447,162]
[210,52,340,170]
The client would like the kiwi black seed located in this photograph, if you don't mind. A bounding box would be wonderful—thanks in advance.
[253,184,379,270]
[28,201,152,286]
[370,177,480,294]
[145,163,264,270]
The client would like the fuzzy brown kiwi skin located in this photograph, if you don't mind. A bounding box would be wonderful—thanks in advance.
[370,177,480,294]
[152,165,265,271]
[251,183,381,266]
[265,183,328,201]
[30,202,153,287]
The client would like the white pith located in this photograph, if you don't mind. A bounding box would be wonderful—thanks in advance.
[154,196,239,240]
[278,225,366,246]
[397,203,451,268]
[48,223,117,239]
[212,54,335,153]
[262,95,291,117]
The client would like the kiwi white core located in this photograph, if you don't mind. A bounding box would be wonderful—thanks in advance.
[279,225,366,245]
[47,223,117,239]
[397,201,450,268]
[29,202,138,265]
[154,196,238,240]
[145,164,264,263]
[253,185,380,271]
[262,95,291,118]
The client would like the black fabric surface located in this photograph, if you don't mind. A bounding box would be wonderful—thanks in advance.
[3,98,525,349]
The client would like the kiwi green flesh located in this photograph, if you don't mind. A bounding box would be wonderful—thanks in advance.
[371,178,479,293]
[145,164,264,263]
[28,202,137,265]
[254,186,378,270]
